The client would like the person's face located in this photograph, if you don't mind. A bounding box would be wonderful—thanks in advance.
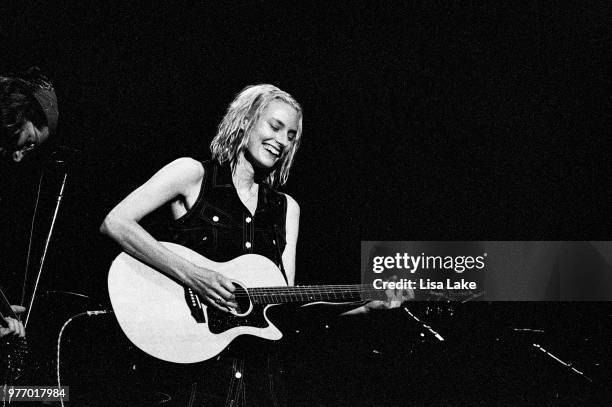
[6,120,50,162]
[245,100,299,170]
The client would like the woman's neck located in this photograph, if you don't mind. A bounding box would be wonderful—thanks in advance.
[232,154,257,190]
[232,152,272,188]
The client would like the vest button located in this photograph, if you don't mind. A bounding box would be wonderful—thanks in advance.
[212,216,219,222]
[245,242,252,249]
[245,216,252,223]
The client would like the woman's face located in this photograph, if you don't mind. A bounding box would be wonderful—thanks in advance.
[245,100,299,170]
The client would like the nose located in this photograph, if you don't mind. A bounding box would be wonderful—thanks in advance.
[276,132,290,148]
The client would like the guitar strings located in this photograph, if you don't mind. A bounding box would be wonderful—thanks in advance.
[216,284,384,300]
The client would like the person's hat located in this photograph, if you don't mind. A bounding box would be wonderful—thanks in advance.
[31,84,58,136]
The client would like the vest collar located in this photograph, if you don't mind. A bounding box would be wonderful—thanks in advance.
[212,160,234,187]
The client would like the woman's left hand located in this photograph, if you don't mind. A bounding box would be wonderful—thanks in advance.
[365,275,414,310]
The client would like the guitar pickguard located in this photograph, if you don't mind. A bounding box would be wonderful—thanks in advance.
[207,304,270,334]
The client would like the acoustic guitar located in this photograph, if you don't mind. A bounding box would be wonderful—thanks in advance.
[108,242,377,363]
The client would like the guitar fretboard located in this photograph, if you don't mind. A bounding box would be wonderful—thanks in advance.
[248,285,378,304]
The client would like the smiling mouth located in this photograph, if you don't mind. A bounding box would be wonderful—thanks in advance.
[263,144,280,157]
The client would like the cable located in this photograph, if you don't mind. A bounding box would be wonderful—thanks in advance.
[403,307,445,342]
[56,310,111,407]
[532,343,593,383]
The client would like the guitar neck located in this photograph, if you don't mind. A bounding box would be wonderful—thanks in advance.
[248,285,376,305]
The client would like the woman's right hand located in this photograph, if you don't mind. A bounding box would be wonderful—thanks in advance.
[100,158,238,312]
[183,266,238,312]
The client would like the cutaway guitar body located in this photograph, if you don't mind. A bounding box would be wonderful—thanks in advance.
[108,243,284,364]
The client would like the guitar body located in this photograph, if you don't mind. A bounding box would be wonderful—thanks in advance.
[108,242,286,364]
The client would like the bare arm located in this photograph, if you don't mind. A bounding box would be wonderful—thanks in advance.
[282,193,408,315]
[281,194,300,286]
[100,157,236,312]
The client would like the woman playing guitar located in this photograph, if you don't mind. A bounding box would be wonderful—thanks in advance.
[101,84,403,406]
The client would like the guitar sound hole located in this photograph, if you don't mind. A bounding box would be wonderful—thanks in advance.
[232,283,251,316]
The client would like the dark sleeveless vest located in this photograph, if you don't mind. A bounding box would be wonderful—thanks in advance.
[158,160,287,270]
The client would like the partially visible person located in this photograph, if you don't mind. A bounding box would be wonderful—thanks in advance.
[1,67,58,342]
[1,67,58,162]
[0,305,25,339]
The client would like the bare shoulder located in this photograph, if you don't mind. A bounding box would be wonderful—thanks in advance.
[160,157,204,186]
[165,157,204,177]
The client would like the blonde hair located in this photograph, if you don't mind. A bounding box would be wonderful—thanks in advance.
[210,84,303,186]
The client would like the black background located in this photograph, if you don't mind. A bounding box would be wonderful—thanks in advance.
[2,1,611,405]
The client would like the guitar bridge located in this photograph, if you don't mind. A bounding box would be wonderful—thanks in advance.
[184,288,206,323]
